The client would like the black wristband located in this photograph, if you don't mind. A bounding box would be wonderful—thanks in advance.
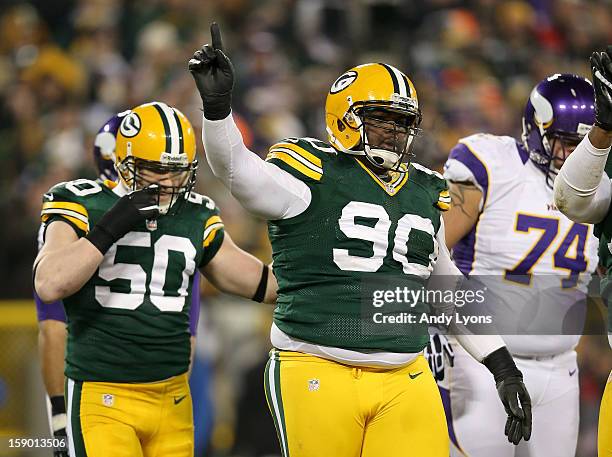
[203,94,232,121]
[86,224,116,255]
[252,264,269,302]
[50,395,66,415]
[482,347,522,384]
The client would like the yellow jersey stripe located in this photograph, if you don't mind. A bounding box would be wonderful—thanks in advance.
[205,215,222,229]
[203,222,224,243]
[393,171,409,190]
[41,208,89,226]
[354,158,409,196]
[272,142,322,167]
[267,151,322,181]
[389,168,409,188]
[354,157,399,196]
[41,212,89,232]
[42,201,88,218]
[103,179,118,190]
[436,201,451,211]
[203,225,223,248]
[269,147,323,174]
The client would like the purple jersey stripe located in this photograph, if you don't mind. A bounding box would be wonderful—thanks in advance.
[453,223,477,276]
[448,142,490,207]
[34,292,67,322]
[189,271,201,336]
[439,385,466,454]
[515,141,529,164]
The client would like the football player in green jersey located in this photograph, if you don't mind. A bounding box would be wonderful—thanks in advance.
[553,45,612,457]
[188,23,531,456]
[33,101,277,457]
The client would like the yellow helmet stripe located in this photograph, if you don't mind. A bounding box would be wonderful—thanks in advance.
[152,103,172,155]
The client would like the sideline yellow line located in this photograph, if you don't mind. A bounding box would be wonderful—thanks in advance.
[0,301,37,328]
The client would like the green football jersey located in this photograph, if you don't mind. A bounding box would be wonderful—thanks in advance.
[41,179,224,382]
[266,137,450,353]
[594,155,612,335]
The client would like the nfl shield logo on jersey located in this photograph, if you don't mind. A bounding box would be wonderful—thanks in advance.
[308,379,320,391]
[146,219,158,231]
[102,393,114,407]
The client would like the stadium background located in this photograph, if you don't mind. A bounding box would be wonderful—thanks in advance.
[0,0,611,455]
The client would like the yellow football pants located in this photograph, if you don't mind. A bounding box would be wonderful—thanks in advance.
[600,371,612,457]
[264,350,449,457]
[66,373,193,457]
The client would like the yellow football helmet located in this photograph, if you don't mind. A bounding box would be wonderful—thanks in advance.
[115,101,197,214]
[325,63,422,170]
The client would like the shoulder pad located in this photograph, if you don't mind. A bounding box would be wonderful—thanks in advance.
[266,137,334,183]
[41,179,103,234]
[410,163,450,211]
[457,133,519,165]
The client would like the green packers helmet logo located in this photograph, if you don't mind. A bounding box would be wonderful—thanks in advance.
[120,113,142,138]
[330,71,358,94]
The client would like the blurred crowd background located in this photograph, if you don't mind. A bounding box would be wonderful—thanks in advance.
[0,0,611,456]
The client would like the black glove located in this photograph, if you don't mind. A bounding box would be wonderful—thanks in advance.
[50,395,68,457]
[188,22,235,120]
[86,186,160,255]
[483,347,532,445]
[591,45,612,131]
[424,331,454,383]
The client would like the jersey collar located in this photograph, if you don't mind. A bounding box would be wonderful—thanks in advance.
[354,158,409,196]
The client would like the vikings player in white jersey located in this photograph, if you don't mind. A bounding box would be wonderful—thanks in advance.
[438,74,599,457]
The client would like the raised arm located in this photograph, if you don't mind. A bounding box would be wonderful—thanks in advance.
[554,46,612,223]
[189,23,310,220]
[554,128,612,223]
[201,115,311,219]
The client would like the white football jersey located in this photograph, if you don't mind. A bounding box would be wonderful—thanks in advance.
[444,133,599,356]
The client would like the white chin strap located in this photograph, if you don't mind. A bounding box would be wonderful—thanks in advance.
[364,145,400,170]
[362,128,403,170]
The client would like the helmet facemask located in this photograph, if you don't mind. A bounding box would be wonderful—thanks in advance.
[521,73,595,189]
[118,156,198,215]
[350,99,422,172]
[523,116,583,189]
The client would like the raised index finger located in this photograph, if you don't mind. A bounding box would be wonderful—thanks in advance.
[211,22,223,51]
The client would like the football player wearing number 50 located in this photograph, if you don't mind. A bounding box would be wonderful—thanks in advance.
[33,101,277,457]
[189,23,531,457]
[553,45,612,457]
[441,73,599,457]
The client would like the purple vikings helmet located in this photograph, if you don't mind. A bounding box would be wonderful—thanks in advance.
[522,74,595,188]
[93,110,131,181]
